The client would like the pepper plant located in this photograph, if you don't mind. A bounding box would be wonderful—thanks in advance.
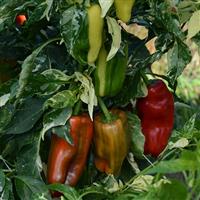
[0,0,200,199]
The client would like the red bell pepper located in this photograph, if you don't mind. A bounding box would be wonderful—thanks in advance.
[136,79,174,157]
[47,113,93,197]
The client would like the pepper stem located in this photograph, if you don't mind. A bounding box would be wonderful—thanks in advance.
[97,97,112,122]
[73,100,82,115]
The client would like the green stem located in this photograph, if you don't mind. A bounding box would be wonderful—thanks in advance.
[97,97,112,122]
[73,100,82,115]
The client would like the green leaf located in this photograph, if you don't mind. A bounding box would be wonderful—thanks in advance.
[40,0,54,21]
[150,1,184,39]
[61,6,89,65]
[106,17,121,61]
[47,183,80,200]
[0,169,5,193]
[4,97,45,134]
[41,107,72,139]
[44,90,78,109]
[15,176,51,200]
[0,104,13,133]
[2,128,43,161]
[187,10,200,39]
[0,80,16,96]
[79,184,112,200]
[167,39,191,85]
[146,150,199,174]
[75,72,97,120]
[29,69,72,96]
[15,131,43,179]
[42,69,72,83]
[156,179,187,200]
[178,1,196,23]
[134,178,187,200]
[0,178,14,200]
[17,38,60,98]
[52,124,73,145]
[0,94,10,107]
[127,112,145,158]
[174,102,196,130]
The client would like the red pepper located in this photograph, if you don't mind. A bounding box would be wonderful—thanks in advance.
[47,114,93,197]
[15,14,27,26]
[136,80,174,157]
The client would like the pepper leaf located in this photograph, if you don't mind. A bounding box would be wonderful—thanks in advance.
[127,112,145,158]
[167,39,191,85]
[52,124,73,145]
[75,72,97,120]
[0,178,14,200]
[106,16,121,61]
[44,90,78,109]
[40,0,53,21]
[3,97,45,135]
[41,107,72,139]
[29,69,73,96]
[15,131,43,179]
[16,38,60,98]
[0,104,13,133]
[145,149,199,174]
[47,183,80,200]
[0,93,10,107]
[0,168,5,193]
[61,6,89,65]
[187,10,200,39]
[99,0,114,18]
[15,176,51,200]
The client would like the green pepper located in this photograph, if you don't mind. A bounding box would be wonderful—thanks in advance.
[95,45,127,97]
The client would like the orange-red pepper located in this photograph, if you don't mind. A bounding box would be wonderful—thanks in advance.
[94,109,129,176]
[47,114,93,197]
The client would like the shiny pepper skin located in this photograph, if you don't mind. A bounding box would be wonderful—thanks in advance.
[136,80,174,157]
[47,114,93,197]
[94,109,129,175]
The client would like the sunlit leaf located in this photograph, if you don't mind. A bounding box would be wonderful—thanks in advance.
[106,17,121,61]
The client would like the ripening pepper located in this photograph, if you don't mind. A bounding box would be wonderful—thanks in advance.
[87,4,104,64]
[94,109,129,175]
[95,45,127,97]
[114,0,135,23]
[47,114,93,196]
[136,80,174,157]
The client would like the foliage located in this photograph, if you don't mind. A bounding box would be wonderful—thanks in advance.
[0,0,200,199]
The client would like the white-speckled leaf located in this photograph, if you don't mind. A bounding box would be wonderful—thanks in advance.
[106,17,121,61]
